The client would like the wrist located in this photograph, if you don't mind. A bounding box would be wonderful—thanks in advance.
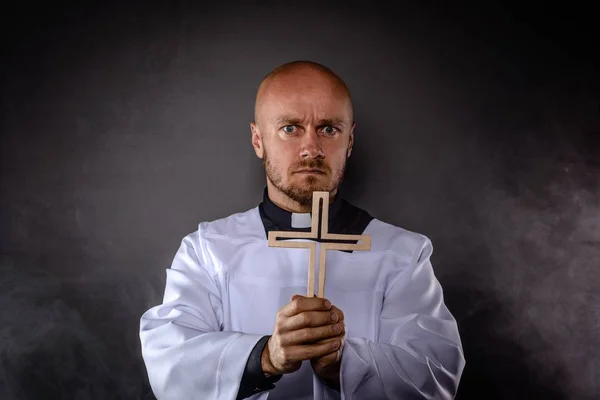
[260,338,278,377]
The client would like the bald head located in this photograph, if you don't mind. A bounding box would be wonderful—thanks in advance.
[249,61,356,212]
[254,61,354,125]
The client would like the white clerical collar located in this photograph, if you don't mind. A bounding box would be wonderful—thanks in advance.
[291,212,312,228]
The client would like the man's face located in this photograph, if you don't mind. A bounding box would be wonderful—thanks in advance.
[251,70,354,208]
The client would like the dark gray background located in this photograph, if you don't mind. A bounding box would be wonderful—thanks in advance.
[1,1,598,399]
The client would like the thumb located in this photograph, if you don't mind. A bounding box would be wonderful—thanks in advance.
[290,294,303,301]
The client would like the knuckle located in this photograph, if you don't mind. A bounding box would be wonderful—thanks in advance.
[302,347,313,359]
[304,328,314,341]
[276,309,285,321]
[280,348,290,362]
[292,298,301,311]
[275,319,284,331]
[298,313,309,326]
[273,329,282,340]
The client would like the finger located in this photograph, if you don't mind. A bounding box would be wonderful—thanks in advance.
[290,294,302,302]
[279,296,332,318]
[311,334,345,349]
[280,323,344,346]
[329,305,345,323]
[285,339,342,361]
[278,309,340,333]
[311,348,342,365]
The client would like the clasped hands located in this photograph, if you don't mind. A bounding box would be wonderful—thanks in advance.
[261,294,346,390]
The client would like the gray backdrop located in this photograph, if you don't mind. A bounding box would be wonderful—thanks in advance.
[1,1,598,399]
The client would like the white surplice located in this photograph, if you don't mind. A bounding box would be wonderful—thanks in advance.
[139,205,465,399]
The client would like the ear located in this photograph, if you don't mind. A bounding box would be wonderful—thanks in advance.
[347,122,355,158]
[250,122,264,159]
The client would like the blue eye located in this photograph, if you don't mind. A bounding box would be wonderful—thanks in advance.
[323,126,337,135]
[283,125,296,134]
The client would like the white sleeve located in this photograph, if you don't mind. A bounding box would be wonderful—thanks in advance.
[320,236,466,399]
[139,231,264,400]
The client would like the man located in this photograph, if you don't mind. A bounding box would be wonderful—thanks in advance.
[139,61,465,399]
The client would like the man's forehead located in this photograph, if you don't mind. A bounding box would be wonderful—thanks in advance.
[261,88,351,114]
[270,114,348,126]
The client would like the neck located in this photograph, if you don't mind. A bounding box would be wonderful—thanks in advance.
[266,180,337,213]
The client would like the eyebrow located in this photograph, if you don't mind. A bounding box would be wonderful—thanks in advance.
[273,116,346,128]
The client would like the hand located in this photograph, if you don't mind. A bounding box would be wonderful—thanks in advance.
[261,294,345,376]
[310,308,345,390]
[310,339,344,390]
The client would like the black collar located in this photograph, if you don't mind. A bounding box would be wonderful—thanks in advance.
[259,187,342,232]
[258,187,373,248]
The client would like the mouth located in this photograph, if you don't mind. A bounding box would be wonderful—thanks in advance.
[296,169,326,174]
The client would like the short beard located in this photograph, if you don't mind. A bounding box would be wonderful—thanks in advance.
[263,149,346,208]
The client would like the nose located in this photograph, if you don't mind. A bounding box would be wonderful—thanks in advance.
[300,128,324,159]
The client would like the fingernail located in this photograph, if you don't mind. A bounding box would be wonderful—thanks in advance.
[332,323,341,333]
[324,300,331,309]
[330,312,338,322]
[332,341,340,350]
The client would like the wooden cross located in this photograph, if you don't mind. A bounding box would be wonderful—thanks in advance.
[267,191,371,298]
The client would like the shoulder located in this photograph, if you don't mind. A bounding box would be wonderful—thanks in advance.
[181,206,264,246]
[340,197,432,261]
[179,207,266,272]
[367,217,433,262]
[198,206,264,240]
[176,206,263,262]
